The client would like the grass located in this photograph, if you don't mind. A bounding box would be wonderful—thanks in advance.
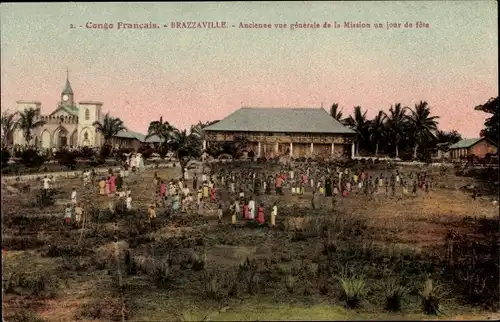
[2,163,499,321]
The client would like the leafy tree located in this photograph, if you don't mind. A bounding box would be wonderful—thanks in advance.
[384,103,409,158]
[17,108,45,146]
[92,113,127,146]
[368,110,387,156]
[329,103,344,122]
[344,106,370,156]
[146,116,175,151]
[138,144,153,159]
[99,144,112,159]
[169,128,202,175]
[1,111,17,147]
[435,130,462,145]
[407,101,439,159]
[476,97,498,144]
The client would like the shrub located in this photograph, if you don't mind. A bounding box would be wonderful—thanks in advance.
[1,148,11,167]
[54,149,78,170]
[20,148,46,168]
[238,257,259,295]
[99,144,112,159]
[4,271,58,298]
[89,155,106,167]
[384,278,409,312]
[339,275,367,309]
[78,146,95,160]
[150,258,171,288]
[419,278,441,315]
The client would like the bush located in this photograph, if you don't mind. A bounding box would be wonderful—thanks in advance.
[89,155,106,167]
[384,278,409,312]
[99,144,112,159]
[54,149,78,170]
[20,148,46,168]
[78,146,95,160]
[1,148,11,167]
[339,274,367,309]
[419,279,441,315]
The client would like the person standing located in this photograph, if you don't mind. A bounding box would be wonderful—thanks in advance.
[257,203,265,224]
[270,201,278,228]
[248,197,256,220]
[71,188,77,206]
[217,204,223,224]
[64,204,72,227]
[193,174,198,191]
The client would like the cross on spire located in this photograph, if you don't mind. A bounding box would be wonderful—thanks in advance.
[66,68,69,80]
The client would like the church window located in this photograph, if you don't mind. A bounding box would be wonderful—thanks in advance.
[85,109,90,120]
[84,132,89,140]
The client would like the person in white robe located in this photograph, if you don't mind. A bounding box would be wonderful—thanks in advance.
[248,198,256,220]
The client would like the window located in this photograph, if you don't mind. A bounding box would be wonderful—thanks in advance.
[85,109,90,120]
[84,132,88,140]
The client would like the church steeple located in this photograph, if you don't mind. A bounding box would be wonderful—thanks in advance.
[61,68,74,106]
[62,68,73,95]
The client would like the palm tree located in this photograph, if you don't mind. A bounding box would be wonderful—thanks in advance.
[368,110,387,156]
[329,103,344,122]
[92,113,127,146]
[146,117,176,150]
[344,106,369,156]
[384,103,409,158]
[17,108,46,146]
[1,110,18,147]
[169,128,202,175]
[407,101,439,159]
[435,130,462,145]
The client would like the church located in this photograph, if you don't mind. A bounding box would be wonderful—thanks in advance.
[12,71,105,149]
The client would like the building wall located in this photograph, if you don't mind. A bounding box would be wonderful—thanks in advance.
[204,131,356,158]
[470,140,497,157]
[78,103,102,146]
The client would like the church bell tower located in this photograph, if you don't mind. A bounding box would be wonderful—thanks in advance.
[61,68,74,106]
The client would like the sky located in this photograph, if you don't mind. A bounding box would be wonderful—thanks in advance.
[1,1,498,137]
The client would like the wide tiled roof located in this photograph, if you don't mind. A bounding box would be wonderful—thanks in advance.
[449,138,484,149]
[203,107,355,134]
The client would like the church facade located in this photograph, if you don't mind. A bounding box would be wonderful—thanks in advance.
[13,72,105,149]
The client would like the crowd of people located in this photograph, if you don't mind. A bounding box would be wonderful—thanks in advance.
[42,158,437,228]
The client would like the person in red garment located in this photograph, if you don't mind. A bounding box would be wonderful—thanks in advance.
[257,203,265,224]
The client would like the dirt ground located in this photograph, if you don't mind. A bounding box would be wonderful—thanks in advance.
[2,162,499,321]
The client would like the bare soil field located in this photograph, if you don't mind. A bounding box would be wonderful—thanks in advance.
[2,162,499,321]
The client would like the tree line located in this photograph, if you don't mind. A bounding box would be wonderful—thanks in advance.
[329,101,465,160]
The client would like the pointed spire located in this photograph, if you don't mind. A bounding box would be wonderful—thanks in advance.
[62,68,73,95]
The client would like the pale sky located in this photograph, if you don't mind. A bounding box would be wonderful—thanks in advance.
[1,1,497,137]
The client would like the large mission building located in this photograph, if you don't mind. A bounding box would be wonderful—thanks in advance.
[202,107,357,158]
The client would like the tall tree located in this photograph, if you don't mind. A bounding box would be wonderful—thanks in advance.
[17,108,46,146]
[476,97,498,144]
[407,101,439,159]
[368,110,387,156]
[92,113,127,146]
[344,106,369,156]
[384,103,408,158]
[1,110,17,147]
[329,103,344,122]
[146,116,176,149]
[435,130,462,145]
[169,128,202,175]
